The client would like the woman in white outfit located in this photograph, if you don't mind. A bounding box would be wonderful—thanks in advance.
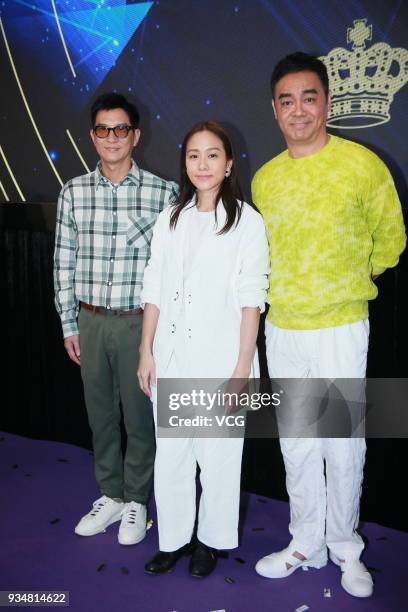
[138,121,269,577]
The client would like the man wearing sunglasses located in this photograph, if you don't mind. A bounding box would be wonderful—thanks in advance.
[54,92,178,546]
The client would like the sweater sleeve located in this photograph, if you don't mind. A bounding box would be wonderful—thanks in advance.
[237,210,270,312]
[140,208,169,308]
[251,170,263,214]
[362,159,406,276]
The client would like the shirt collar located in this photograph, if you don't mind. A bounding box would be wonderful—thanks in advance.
[94,160,141,190]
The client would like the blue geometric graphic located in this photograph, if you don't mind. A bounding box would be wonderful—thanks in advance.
[62,1,153,74]
[8,0,153,93]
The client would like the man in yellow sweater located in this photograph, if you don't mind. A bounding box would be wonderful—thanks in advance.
[252,52,406,598]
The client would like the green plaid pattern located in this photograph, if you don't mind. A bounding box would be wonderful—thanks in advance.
[54,161,178,338]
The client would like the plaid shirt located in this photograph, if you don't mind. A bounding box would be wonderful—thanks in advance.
[54,161,178,338]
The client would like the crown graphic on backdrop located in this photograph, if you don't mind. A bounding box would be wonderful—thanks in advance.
[319,19,408,129]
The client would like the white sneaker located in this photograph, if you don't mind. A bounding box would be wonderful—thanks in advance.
[118,501,147,546]
[74,496,124,537]
[255,542,327,578]
[330,552,373,598]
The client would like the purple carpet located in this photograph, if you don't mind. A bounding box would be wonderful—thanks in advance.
[1,432,407,612]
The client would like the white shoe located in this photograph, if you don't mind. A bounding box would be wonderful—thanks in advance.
[255,542,327,578]
[330,552,373,598]
[118,501,147,545]
[74,496,124,537]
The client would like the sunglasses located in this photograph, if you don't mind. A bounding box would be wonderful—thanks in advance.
[93,124,134,139]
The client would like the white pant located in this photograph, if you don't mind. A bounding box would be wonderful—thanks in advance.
[152,355,244,552]
[266,319,369,560]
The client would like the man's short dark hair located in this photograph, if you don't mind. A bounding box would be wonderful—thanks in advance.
[90,92,140,128]
[270,52,329,99]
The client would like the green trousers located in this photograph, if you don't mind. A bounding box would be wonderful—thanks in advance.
[78,308,155,503]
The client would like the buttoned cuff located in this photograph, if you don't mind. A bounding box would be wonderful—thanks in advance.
[61,314,79,338]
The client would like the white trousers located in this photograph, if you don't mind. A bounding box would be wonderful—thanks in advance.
[152,356,244,552]
[265,319,369,560]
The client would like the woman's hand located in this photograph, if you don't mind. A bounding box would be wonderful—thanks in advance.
[137,349,156,397]
[230,363,251,380]
[223,362,251,415]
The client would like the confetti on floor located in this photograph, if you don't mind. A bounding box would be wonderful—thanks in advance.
[2,432,406,612]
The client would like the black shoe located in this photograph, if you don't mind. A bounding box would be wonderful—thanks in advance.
[144,544,190,575]
[189,542,218,578]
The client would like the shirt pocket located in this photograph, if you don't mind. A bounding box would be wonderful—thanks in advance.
[127,214,157,248]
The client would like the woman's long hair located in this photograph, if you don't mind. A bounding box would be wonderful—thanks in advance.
[170,121,245,234]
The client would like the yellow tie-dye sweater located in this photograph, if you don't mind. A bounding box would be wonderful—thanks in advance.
[252,135,406,330]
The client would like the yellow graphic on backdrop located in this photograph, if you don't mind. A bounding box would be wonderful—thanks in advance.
[0,143,25,201]
[0,17,63,190]
[320,19,408,129]
[66,129,90,173]
[0,180,10,202]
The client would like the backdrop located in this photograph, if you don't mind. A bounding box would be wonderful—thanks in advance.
[0,0,407,203]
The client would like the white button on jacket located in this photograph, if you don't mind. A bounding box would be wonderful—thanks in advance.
[141,201,270,378]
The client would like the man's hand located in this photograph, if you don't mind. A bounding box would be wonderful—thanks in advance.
[137,349,156,397]
[64,334,81,365]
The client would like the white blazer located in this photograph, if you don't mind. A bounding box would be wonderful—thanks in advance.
[141,200,270,378]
